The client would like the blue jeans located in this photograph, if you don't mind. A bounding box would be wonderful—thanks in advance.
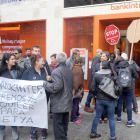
[91,99,116,138]
[85,91,94,107]
[0,126,16,130]
[117,89,133,121]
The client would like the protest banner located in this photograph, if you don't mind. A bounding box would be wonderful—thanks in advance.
[0,77,48,129]
[104,25,120,56]
[127,19,140,64]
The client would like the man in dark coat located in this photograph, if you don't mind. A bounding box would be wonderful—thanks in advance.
[43,52,74,140]
[84,49,102,113]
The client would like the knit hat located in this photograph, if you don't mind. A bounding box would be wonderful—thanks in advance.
[56,52,67,63]
[102,60,111,69]
[121,53,128,60]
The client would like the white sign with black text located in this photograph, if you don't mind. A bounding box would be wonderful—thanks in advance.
[0,77,48,129]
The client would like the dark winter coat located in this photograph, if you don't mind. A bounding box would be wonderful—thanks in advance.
[43,63,74,113]
[88,56,100,90]
[115,61,139,90]
[24,58,51,75]
[21,67,47,81]
[92,62,115,78]
[0,65,24,79]
[90,69,120,101]
[21,66,51,97]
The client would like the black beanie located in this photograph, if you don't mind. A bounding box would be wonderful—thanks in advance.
[102,60,111,69]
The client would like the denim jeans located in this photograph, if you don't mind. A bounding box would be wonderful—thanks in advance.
[117,89,133,121]
[91,99,116,138]
[85,91,94,107]
[0,126,16,130]
[0,126,18,139]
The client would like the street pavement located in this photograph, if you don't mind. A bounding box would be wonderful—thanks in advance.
[3,93,140,140]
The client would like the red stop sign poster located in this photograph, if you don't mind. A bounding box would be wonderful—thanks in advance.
[104,25,120,45]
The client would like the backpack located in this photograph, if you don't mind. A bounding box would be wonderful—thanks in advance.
[118,67,131,88]
[99,77,118,99]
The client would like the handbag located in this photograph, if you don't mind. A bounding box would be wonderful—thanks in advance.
[72,89,83,99]
[99,77,118,99]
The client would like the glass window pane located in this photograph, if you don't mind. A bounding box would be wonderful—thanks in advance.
[0,21,46,58]
[65,18,93,58]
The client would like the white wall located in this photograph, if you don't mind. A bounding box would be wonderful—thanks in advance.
[0,0,140,63]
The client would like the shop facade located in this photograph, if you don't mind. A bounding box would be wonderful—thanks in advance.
[0,0,140,95]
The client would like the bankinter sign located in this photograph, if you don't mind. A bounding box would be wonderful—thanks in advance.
[1,0,25,4]
[111,2,140,11]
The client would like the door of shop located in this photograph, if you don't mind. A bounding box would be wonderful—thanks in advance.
[93,13,140,96]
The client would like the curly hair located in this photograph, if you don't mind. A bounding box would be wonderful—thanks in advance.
[31,54,42,67]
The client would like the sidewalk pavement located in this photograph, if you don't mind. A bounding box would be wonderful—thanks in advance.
[3,93,140,140]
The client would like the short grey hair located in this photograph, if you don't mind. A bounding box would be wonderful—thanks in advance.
[56,52,67,63]
[96,49,102,54]
[102,51,110,60]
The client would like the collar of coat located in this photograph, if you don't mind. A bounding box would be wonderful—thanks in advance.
[96,69,111,74]
[56,63,66,68]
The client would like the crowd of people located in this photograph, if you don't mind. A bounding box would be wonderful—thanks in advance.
[0,46,139,140]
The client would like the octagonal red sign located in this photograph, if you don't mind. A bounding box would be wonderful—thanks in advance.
[104,25,120,45]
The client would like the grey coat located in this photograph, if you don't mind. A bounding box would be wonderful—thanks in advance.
[43,63,74,113]
[66,56,74,68]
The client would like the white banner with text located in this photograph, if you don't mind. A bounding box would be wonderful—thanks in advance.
[0,77,48,128]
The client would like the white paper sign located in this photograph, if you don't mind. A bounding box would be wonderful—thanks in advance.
[0,77,48,129]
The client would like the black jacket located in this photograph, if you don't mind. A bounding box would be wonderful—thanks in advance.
[22,66,47,81]
[24,58,51,76]
[90,69,120,101]
[116,61,139,90]
[88,56,100,90]
[0,65,24,79]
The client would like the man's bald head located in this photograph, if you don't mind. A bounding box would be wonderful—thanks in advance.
[96,49,102,55]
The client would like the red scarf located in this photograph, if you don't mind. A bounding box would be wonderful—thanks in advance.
[51,62,58,69]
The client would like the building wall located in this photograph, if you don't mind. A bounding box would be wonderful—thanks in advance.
[0,0,140,62]
[0,0,64,62]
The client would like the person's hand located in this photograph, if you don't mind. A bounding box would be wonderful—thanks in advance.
[43,81,46,83]
[46,76,51,81]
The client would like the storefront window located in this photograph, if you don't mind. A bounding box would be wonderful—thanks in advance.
[64,0,131,8]
[65,18,93,58]
[0,21,46,58]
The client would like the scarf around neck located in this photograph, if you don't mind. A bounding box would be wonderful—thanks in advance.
[51,62,59,69]
[96,54,101,59]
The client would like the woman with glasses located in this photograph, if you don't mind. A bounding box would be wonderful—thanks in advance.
[0,53,24,140]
